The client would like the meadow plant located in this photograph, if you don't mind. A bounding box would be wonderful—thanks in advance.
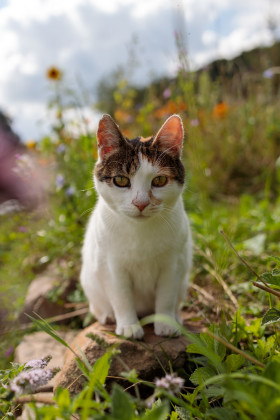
[0,42,280,419]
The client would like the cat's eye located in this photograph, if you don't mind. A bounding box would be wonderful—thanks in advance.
[113,176,130,188]
[152,176,168,187]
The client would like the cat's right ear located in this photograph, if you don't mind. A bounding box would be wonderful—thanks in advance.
[97,114,124,160]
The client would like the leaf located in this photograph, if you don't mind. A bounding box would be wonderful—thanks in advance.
[204,385,224,398]
[142,402,169,420]
[186,332,224,370]
[262,307,280,326]
[268,256,280,266]
[189,367,216,386]
[205,407,239,420]
[175,406,192,420]
[80,352,111,420]
[111,385,134,420]
[225,354,245,373]
[260,272,280,287]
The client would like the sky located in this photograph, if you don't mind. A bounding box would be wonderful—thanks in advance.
[0,0,279,141]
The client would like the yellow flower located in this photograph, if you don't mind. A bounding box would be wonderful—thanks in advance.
[46,66,62,81]
[26,140,36,149]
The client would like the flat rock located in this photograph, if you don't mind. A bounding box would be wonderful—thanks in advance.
[19,263,77,323]
[15,330,78,381]
[54,322,190,395]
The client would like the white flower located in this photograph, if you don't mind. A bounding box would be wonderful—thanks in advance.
[155,373,184,394]
[25,355,52,370]
[10,368,59,395]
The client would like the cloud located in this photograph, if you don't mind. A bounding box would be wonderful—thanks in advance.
[0,0,279,140]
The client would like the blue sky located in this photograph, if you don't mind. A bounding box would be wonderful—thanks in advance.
[0,0,279,141]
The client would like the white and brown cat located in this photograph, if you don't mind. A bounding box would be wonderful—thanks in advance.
[81,114,192,339]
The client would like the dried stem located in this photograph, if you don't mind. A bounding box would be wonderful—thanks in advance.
[204,329,265,368]
[33,385,53,394]
[0,307,89,336]
[253,282,280,299]
[15,395,55,405]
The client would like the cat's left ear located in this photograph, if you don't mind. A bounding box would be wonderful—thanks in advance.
[152,114,184,156]
[97,114,125,160]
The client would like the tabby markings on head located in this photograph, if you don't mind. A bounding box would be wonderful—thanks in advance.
[95,136,185,186]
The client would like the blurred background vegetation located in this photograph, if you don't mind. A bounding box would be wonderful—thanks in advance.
[0,38,280,370]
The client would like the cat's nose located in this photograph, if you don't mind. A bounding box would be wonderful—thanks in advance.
[132,199,149,212]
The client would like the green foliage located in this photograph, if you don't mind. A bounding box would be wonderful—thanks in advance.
[1,36,280,419]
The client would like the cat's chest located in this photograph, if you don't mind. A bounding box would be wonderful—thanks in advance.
[99,215,176,261]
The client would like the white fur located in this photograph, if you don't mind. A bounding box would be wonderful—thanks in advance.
[80,156,192,338]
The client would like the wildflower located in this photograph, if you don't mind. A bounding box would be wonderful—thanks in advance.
[18,226,27,233]
[263,69,274,79]
[163,88,171,99]
[66,185,76,196]
[10,368,59,395]
[4,345,14,358]
[263,67,280,79]
[25,355,52,369]
[213,101,228,119]
[154,373,184,394]
[57,144,66,154]
[26,140,36,149]
[190,118,199,127]
[56,173,65,189]
[46,66,62,81]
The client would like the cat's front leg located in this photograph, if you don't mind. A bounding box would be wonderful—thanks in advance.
[107,268,144,339]
[154,263,185,337]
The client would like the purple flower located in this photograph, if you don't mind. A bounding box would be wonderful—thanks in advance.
[25,355,52,369]
[10,368,59,395]
[18,226,27,233]
[263,69,274,79]
[163,88,171,99]
[190,118,199,127]
[4,345,14,358]
[56,173,65,189]
[155,373,184,394]
[65,185,76,196]
[57,144,66,154]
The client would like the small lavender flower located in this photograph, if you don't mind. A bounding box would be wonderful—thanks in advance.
[263,69,274,79]
[56,173,65,189]
[65,185,76,196]
[163,88,171,99]
[57,144,66,154]
[4,345,14,358]
[190,118,199,127]
[10,367,59,395]
[155,373,184,394]
[24,355,52,370]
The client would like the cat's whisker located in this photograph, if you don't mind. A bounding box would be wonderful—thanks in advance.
[157,213,177,235]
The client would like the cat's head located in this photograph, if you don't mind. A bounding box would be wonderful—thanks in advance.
[94,114,185,219]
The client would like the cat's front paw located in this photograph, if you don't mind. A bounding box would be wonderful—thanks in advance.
[154,322,181,337]
[116,323,144,340]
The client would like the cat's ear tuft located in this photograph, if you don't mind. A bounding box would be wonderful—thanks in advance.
[97,114,124,160]
[152,114,184,156]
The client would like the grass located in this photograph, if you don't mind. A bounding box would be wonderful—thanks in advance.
[1,51,280,418]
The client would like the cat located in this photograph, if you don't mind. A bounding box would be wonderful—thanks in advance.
[80,114,192,339]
